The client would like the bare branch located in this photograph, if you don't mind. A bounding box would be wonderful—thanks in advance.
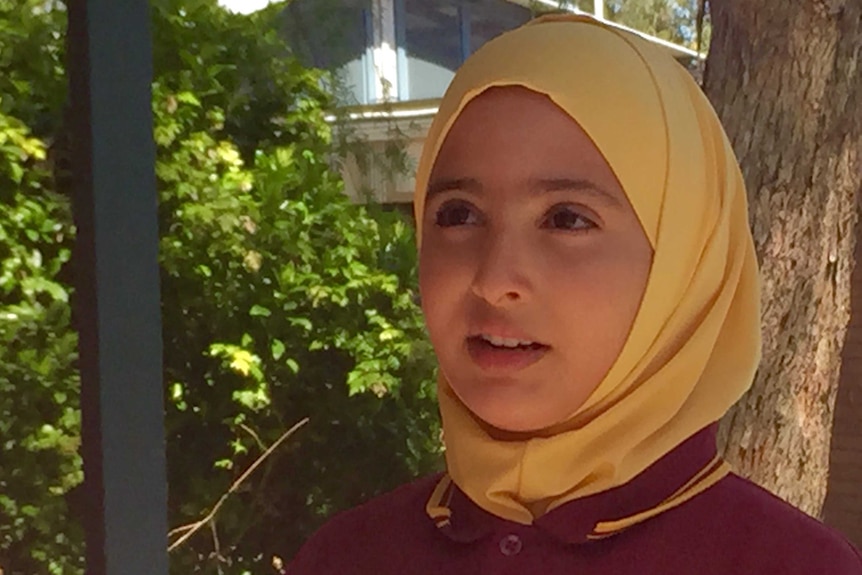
[168,418,310,552]
[210,519,225,575]
[239,422,266,452]
[167,522,197,538]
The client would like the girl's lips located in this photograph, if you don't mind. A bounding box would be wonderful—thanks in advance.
[466,336,550,373]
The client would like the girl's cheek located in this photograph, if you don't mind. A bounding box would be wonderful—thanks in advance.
[422,248,476,309]
[538,241,593,277]
[422,255,458,294]
[420,245,457,295]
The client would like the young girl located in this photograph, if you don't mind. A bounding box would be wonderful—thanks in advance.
[288,14,862,574]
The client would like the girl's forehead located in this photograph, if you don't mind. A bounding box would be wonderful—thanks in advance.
[432,88,596,169]
[427,87,631,208]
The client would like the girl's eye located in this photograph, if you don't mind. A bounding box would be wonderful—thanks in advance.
[543,204,597,232]
[435,201,479,228]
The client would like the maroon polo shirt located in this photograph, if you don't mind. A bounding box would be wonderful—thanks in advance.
[287,426,862,574]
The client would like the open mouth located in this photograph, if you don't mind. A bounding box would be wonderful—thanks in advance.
[471,334,547,351]
[466,334,550,372]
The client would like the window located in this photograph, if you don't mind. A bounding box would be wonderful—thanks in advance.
[465,0,531,52]
[284,0,535,105]
[396,0,531,101]
[282,0,374,105]
[398,0,462,100]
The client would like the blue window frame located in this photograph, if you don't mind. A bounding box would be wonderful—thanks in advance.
[395,0,531,101]
[282,0,374,105]
[465,0,531,54]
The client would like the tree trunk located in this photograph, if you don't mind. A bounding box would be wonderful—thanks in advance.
[703,0,862,517]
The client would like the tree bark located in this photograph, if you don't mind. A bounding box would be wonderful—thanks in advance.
[703,0,862,517]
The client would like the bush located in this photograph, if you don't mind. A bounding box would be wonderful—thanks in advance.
[0,1,440,573]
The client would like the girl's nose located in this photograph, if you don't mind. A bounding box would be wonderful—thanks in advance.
[469,230,533,307]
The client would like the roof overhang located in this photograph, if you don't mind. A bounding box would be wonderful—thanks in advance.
[326,98,441,123]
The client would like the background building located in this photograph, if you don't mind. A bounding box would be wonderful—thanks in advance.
[279,0,703,205]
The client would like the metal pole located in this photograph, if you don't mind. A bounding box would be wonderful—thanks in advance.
[394,0,409,100]
[371,0,399,101]
[459,2,472,62]
[67,1,168,574]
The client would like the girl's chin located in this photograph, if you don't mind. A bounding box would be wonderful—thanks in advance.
[478,411,560,437]
[453,389,565,434]
[446,376,593,436]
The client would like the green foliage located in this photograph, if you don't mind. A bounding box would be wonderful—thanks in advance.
[0,0,66,134]
[607,0,711,51]
[156,79,441,570]
[0,109,82,574]
[2,1,439,574]
[538,0,711,52]
[151,0,332,160]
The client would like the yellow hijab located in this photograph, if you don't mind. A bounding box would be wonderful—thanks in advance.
[413,15,762,527]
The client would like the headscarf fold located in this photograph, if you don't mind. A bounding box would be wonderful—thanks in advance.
[414,14,762,527]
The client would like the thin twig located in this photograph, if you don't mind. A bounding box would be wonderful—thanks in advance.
[210,519,221,559]
[168,418,310,552]
[227,446,277,553]
[210,519,226,575]
[167,522,197,538]
[239,422,267,452]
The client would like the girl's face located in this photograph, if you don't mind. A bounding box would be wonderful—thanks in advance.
[419,87,653,432]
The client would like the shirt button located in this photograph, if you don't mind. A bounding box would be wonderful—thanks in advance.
[499,534,523,556]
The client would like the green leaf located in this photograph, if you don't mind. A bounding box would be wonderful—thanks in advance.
[379,328,402,342]
[288,316,312,332]
[286,358,299,374]
[249,304,271,317]
[9,161,23,184]
[271,339,285,360]
[170,382,184,401]
[176,91,202,107]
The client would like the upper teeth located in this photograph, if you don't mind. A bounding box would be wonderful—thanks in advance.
[481,334,534,348]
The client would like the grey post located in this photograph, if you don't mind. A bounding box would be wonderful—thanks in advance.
[67,0,168,574]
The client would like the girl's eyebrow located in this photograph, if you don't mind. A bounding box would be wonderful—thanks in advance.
[426,176,623,209]
[426,177,482,199]
[529,177,624,209]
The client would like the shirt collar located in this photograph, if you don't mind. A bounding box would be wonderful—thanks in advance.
[431,424,720,545]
